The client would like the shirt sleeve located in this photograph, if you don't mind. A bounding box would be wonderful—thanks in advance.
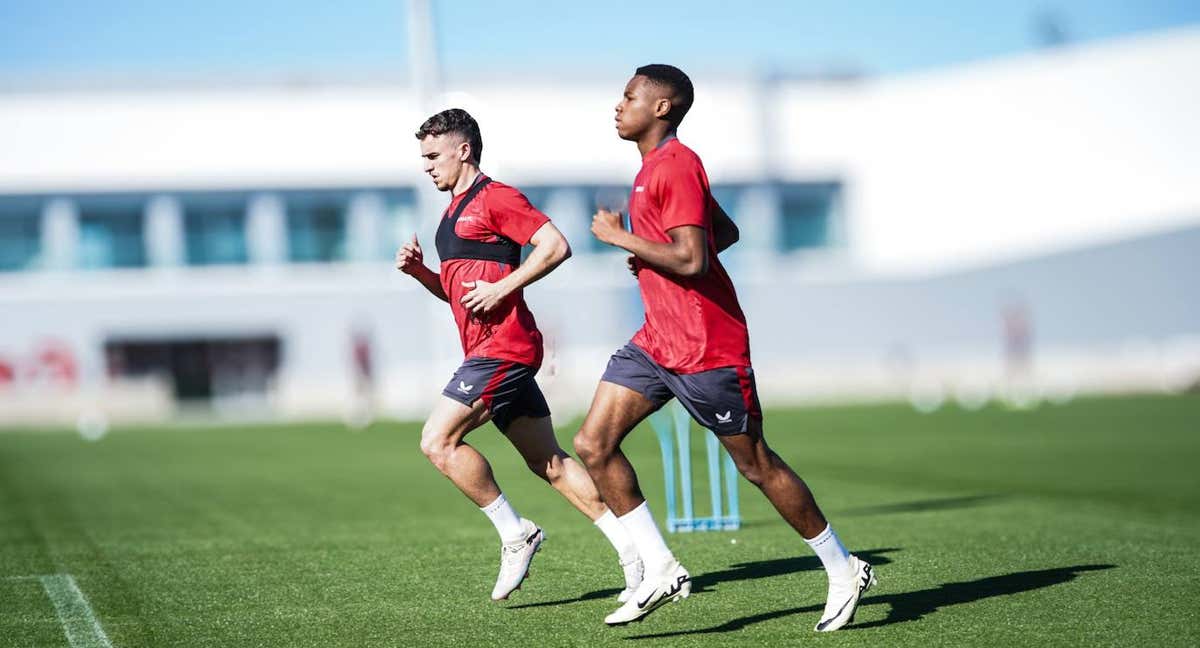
[651,157,708,232]
[481,185,551,245]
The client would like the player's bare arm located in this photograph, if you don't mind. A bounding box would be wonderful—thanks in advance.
[591,209,707,278]
[623,204,732,277]
[396,234,448,302]
[460,221,571,315]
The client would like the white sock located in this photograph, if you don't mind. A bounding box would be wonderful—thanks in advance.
[480,493,524,543]
[804,524,853,581]
[594,509,639,564]
[617,501,674,575]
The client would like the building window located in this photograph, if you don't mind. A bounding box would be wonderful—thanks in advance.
[184,194,248,266]
[287,192,348,263]
[778,183,840,252]
[380,189,419,260]
[710,185,741,221]
[0,197,41,272]
[523,185,631,254]
[78,196,146,269]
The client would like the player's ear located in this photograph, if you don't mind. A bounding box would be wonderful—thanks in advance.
[458,140,471,162]
[654,97,672,120]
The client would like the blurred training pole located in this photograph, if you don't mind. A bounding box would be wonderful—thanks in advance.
[649,401,740,532]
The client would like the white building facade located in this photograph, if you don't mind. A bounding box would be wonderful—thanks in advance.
[1,28,1198,425]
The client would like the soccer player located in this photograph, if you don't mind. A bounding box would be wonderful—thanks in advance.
[573,66,876,630]
[397,109,642,602]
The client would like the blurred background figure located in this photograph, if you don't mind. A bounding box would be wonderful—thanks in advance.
[1,1,1198,428]
[348,324,377,429]
[1002,299,1035,409]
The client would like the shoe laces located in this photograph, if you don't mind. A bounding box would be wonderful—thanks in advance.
[499,538,529,570]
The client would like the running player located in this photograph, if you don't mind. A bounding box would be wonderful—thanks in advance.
[397,108,642,602]
[573,66,876,630]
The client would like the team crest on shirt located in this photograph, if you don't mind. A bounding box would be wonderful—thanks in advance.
[635,186,645,192]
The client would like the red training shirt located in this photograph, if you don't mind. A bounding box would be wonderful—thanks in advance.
[438,177,549,368]
[628,139,752,373]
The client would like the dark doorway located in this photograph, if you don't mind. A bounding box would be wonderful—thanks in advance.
[105,336,281,404]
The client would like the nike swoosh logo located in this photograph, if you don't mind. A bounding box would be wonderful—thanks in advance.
[637,574,689,609]
[816,564,873,631]
[817,595,856,631]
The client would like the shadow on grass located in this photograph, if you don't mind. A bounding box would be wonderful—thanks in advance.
[689,547,900,594]
[626,563,1115,639]
[506,585,626,609]
[838,494,1006,517]
[506,548,900,610]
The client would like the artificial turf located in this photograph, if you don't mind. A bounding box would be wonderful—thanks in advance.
[1,394,1198,647]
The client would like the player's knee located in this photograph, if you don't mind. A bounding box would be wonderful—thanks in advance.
[739,465,766,487]
[573,430,604,465]
[419,427,452,471]
[732,453,766,487]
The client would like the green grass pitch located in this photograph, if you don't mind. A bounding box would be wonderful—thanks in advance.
[2,394,1198,647]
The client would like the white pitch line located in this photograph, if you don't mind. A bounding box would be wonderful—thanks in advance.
[38,574,114,648]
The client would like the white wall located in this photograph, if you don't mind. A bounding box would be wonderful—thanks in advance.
[2,28,1198,424]
[1,28,1197,275]
[802,27,1200,275]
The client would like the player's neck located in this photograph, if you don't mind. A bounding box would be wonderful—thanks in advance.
[451,166,482,196]
[637,128,677,158]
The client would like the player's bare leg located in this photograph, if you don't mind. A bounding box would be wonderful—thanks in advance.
[574,382,690,625]
[573,381,658,514]
[419,395,498,505]
[506,414,606,517]
[507,414,643,600]
[719,418,876,631]
[419,396,543,601]
[716,418,828,537]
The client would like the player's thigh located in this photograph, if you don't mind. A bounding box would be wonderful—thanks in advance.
[715,416,774,478]
[422,394,492,449]
[576,380,661,452]
[578,342,672,452]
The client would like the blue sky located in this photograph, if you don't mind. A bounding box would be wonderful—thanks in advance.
[1,1,1197,80]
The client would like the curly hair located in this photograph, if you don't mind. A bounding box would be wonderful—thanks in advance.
[414,108,483,163]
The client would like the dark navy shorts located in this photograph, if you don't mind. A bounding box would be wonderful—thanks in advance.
[600,342,763,435]
[442,357,550,433]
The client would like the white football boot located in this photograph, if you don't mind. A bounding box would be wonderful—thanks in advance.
[617,556,645,603]
[491,518,544,601]
[604,559,690,625]
[814,554,876,632]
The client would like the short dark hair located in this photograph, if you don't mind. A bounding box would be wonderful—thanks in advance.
[415,108,483,163]
[635,64,694,127]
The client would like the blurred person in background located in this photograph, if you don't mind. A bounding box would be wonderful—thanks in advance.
[1002,298,1037,408]
[348,326,376,429]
